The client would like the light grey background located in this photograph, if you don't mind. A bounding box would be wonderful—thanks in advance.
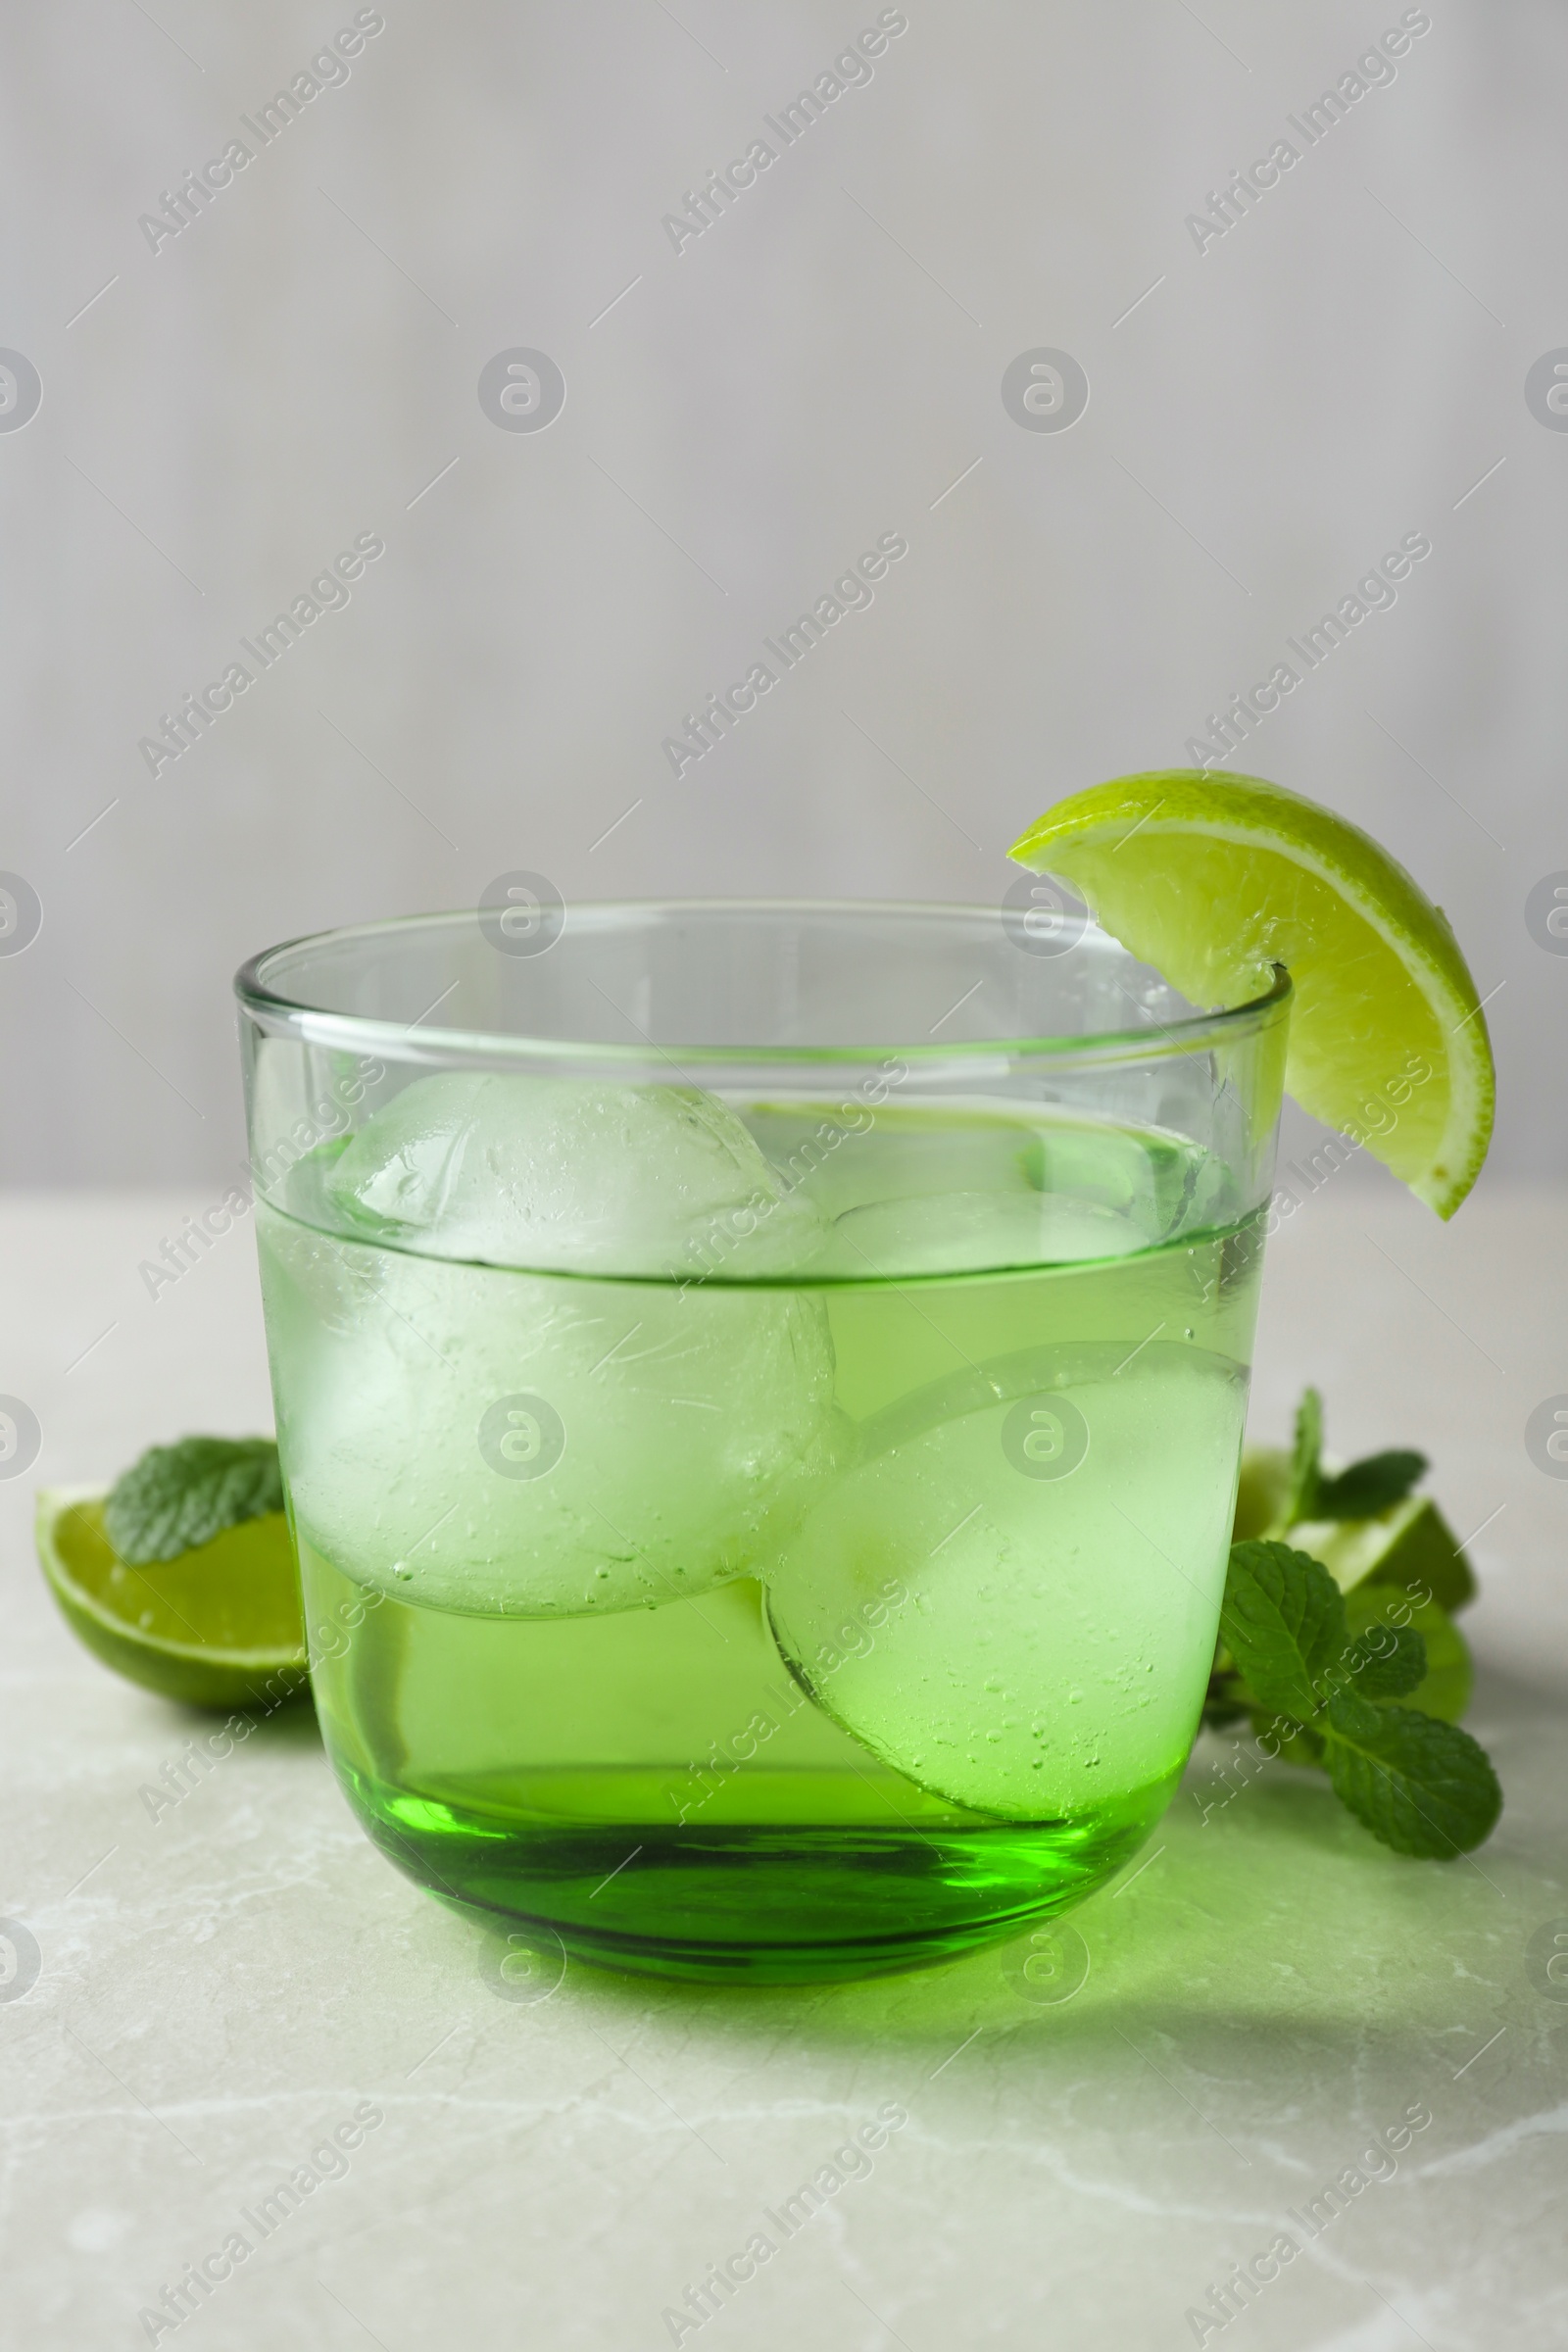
[1,0,1563,1187]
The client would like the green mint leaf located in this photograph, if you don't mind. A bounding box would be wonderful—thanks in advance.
[1322,1695,1501,1857]
[1345,1585,1472,1722]
[1285,1387,1323,1525]
[1250,1712,1325,1769]
[104,1437,283,1565]
[1315,1448,1428,1519]
[1219,1540,1348,1723]
[1341,1624,1428,1700]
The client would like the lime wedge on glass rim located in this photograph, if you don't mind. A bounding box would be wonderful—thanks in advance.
[35,1488,310,1712]
[1009,769,1494,1217]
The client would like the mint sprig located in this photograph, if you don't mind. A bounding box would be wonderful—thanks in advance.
[1282,1386,1427,1525]
[104,1437,283,1565]
[1285,1387,1325,1524]
[1219,1538,1347,1720]
[1314,1450,1429,1520]
[1216,1540,1500,1858]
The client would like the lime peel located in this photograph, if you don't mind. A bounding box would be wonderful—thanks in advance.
[1010,769,1494,1217]
[36,1486,310,1713]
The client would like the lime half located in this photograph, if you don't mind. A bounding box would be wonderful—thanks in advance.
[36,1487,310,1712]
[1010,769,1494,1216]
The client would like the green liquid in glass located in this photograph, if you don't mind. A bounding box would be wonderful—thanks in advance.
[261,1102,1262,1984]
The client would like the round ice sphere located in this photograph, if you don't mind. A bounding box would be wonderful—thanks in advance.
[323,1071,826,1278]
[260,1074,840,1613]
[817,1191,1151,1277]
[762,1344,1246,1817]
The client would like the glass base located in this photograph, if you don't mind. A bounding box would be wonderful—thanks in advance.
[337,1758,1178,1984]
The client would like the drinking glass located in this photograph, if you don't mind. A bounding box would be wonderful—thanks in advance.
[236,901,1289,1984]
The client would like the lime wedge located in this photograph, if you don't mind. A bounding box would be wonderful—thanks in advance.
[36,1487,310,1712]
[1009,769,1494,1217]
[1231,1444,1475,1615]
[1287,1495,1476,1616]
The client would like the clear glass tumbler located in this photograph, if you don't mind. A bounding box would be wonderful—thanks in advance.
[236,901,1289,1984]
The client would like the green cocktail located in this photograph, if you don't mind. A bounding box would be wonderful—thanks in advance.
[238,903,1289,1982]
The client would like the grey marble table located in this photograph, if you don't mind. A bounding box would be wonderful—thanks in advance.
[2,1183,1563,2351]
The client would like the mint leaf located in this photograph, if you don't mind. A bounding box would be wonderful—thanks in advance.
[1345,1585,1472,1722]
[1251,1712,1325,1770]
[104,1437,283,1565]
[1210,1398,1502,1862]
[1315,1448,1427,1519]
[1341,1623,1427,1700]
[1219,1540,1348,1722]
[1322,1695,1501,1857]
[1285,1388,1323,1525]
[1279,1385,1426,1523]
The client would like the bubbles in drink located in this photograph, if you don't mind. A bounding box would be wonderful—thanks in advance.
[763,1344,1247,1818]
[259,1084,1260,1870]
[262,1075,841,1614]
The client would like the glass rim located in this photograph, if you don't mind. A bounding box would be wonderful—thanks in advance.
[233,900,1293,1069]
